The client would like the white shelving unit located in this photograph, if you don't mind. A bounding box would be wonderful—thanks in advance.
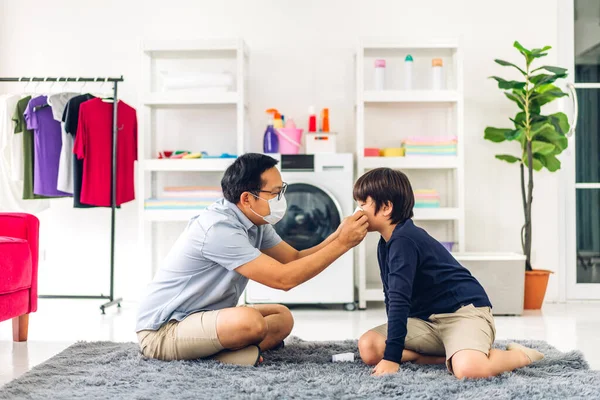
[355,39,465,309]
[137,38,248,289]
[143,158,236,172]
[363,90,459,103]
[143,91,242,106]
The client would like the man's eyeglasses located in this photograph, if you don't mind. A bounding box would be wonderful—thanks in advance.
[256,182,288,201]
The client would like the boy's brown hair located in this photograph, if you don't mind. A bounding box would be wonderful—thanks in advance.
[353,168,414,224]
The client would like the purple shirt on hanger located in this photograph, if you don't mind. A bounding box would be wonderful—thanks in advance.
[24,95,71,197]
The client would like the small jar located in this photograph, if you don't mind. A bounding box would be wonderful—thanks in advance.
[374,59,386,90]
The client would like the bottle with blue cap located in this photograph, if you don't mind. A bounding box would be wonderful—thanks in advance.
[404,54,414,90]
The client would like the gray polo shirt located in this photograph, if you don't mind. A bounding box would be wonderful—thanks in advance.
[136,199,282,332]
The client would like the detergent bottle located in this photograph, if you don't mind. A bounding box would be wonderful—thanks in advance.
[264,109,280,153]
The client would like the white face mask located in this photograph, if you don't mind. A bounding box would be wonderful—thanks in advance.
[250,193,287,225]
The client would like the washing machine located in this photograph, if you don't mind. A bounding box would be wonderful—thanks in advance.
[245,153,356,310]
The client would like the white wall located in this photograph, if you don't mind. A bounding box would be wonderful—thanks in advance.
[0,0,565,302]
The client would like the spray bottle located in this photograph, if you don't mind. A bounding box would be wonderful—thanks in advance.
[264,109,280,153]
[267,108,284,129]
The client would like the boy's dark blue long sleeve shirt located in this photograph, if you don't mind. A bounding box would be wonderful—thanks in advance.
[378,219,492,364]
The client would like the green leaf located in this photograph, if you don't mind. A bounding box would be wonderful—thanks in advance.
[495,154,521,163]
[532,65,568,75]
[484,127,510,142]
[490,76,526,90]
[536,83,565,94]
[539,154,561,172]
[535,126,568,153]
[548,112,569,135]
[531,46,552,55]
[531,91,569,108]
[530,122,555,138]
[514,41,531,55]
[513,111,527,127]
[504,92,525,109]
[523,154,544,171]
[494,59,526,75]
[531,140,556,155]
[505,128,524,141]
[530,74,559,86]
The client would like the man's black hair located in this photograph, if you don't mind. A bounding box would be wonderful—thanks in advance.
[221,153,279,203]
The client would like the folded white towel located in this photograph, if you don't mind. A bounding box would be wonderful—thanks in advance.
[160,71,234,91]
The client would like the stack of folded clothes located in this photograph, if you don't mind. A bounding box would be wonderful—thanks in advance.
[403,136,457,156]
[414,189,441,208]
[144,186,223,210]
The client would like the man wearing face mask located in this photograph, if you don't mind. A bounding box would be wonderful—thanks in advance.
[136,153,368,366]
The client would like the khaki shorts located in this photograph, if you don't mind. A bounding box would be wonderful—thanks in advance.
[137,310,224,361]
[371,304,496,371]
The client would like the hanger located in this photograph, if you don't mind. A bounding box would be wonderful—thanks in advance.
[20,77,32,98]
[101,78,115,103]
[33,78,52,111]
[60,77,69,92]
[79,77,88,94]
[48,77,58,94]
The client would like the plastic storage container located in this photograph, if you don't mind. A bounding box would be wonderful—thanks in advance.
[432,58,444,90]
[374,59,386,90]
[306,132,337,154]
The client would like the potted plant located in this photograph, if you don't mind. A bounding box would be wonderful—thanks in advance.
[484,41,570,309]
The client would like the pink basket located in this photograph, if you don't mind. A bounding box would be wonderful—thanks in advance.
[276,128,303,154]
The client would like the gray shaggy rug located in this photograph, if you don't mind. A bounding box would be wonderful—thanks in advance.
[1,337,598,400]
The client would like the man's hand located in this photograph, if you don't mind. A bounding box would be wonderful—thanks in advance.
[336,212,368,249]
[372,359,400,376]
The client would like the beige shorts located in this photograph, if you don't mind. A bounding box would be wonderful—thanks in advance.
[371,304,496,371]
[137,310,224,361]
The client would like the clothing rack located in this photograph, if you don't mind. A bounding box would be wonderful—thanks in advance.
[0,76,124,314]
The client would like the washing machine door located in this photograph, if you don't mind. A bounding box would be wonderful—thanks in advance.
[275,183,342,251]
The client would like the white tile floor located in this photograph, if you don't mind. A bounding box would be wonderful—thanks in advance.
[1,300,600,387]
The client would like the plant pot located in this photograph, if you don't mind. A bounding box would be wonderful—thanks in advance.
[524,269,553,310]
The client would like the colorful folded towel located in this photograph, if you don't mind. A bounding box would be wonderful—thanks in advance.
[403,136,458,143]
[404,145,457,150]
[414,203,441,208]
[414,189,441,208]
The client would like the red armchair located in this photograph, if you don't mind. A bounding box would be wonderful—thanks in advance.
[0,213,39,341]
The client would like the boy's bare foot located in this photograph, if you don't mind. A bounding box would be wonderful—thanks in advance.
[507,343,544,364]
[211,345,262,366]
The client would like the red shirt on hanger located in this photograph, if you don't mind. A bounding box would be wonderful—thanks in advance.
[73,98,137,207]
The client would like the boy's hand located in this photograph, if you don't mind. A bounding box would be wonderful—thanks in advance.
[336,212,368,249]
[372,359,400,376]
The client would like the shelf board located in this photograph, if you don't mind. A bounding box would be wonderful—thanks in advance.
[143,38,242,53]
[453,253,527,262]
[413,207,460,221]
[144,209,206,222]
[360,40,459,50]
[361,156,458,170]
[365,283,385,301]
[143,92,240,106]
[143,158,235,172]
[363,90,459,103]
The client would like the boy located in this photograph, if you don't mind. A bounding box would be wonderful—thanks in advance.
[354,168,543,378]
